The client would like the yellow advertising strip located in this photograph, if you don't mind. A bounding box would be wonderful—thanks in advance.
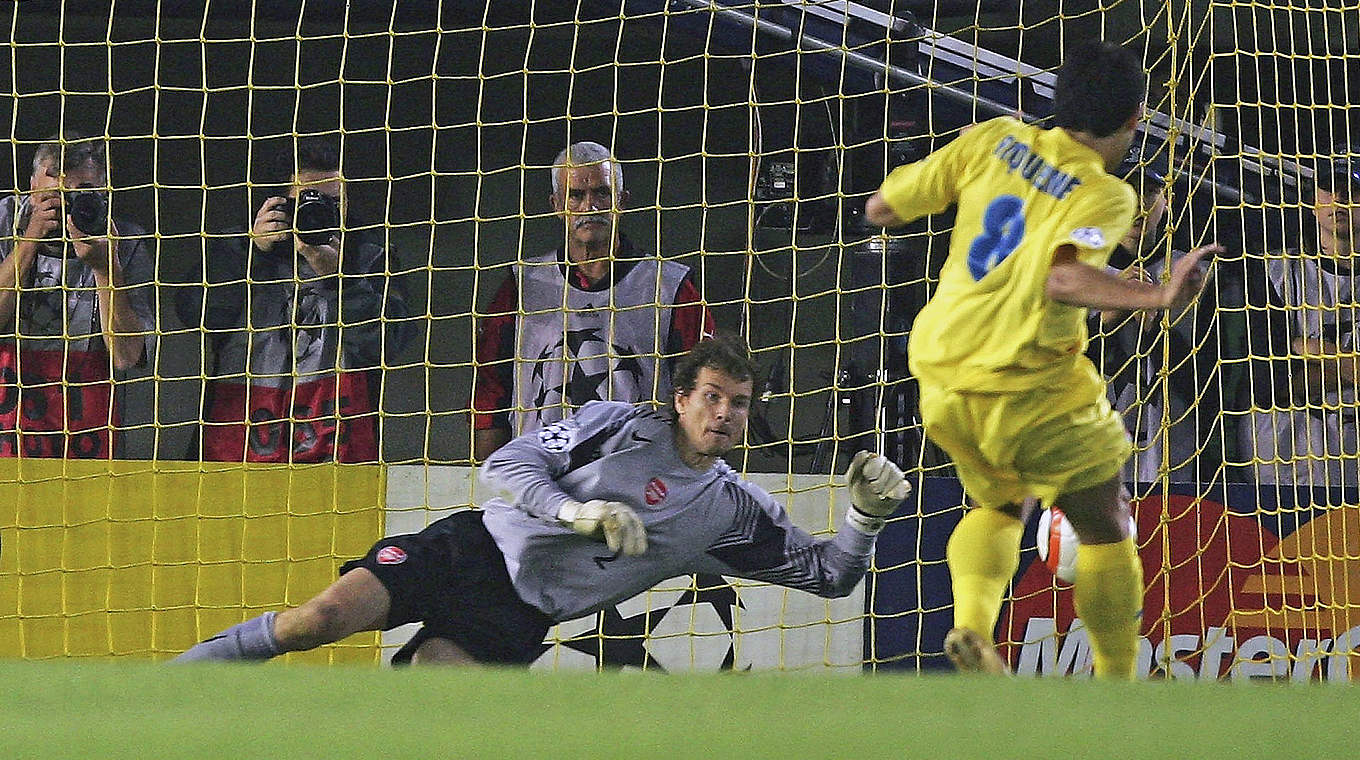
[0,460,384,663]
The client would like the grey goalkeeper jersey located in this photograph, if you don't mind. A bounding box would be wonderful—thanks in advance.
[479,400,877,622]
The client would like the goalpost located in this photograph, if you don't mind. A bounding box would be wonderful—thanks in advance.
[0,1,1357,679]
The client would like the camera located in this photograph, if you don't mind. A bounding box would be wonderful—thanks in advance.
[280,189,340,246]
[66,190,108,236]
[15,190,109,258]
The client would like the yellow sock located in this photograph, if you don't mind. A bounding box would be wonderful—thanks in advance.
[1073,538,1143,680]
[946,507,1024,641]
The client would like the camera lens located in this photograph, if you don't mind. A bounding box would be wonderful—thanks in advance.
[292,189,340,246]
[65,190,108,237]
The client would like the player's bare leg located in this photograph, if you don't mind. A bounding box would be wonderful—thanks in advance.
[1054,476,1130,543]
[944,498,1034,675]
[1053,476,1142,680]
[175,568,391,662]
[273,567,392,651]
[409,635,480,665]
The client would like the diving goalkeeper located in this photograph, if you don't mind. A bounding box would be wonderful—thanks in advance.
[864,40,1218,679]
[175,334,909,665]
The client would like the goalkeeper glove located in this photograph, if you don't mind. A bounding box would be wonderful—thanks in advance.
[844,450,911,533]
[557,499,648,556]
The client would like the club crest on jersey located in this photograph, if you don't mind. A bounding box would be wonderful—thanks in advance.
[376,546,407,565]
[1070,226,1106,248]
[644,477,669,505]
[537,421,575,452]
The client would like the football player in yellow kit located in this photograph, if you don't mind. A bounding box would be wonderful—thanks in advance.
[865,40,1220,679]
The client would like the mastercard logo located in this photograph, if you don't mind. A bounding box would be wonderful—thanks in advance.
[999,494,1360,680]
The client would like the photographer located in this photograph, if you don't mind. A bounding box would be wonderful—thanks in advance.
[1086,161,1219,484]
[1236,149,1360,486]
[0,132,154,458]
[176,137,412,463]
[472,141,714,460]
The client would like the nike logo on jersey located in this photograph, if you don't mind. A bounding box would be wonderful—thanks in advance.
[593,552,620,569]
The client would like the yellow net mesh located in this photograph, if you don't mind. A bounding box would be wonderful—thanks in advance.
[0,2,1356,678]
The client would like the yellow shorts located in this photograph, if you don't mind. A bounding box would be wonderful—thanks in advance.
[919,367,1131,509]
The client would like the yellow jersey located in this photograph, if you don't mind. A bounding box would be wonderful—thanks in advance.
[879,117,1136,393]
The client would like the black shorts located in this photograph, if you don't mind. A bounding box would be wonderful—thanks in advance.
[340,510,552,665]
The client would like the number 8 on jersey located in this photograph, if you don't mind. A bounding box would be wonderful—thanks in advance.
[967,194,1026,281]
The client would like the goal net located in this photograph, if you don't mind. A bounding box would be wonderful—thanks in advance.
[0,1,1357,679]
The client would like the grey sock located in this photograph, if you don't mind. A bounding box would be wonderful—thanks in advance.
[173,611,280,663]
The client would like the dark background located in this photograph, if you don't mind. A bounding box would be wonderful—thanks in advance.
[0,0,1353,467]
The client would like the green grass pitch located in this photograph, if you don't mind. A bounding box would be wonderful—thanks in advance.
[2,661,1353,759]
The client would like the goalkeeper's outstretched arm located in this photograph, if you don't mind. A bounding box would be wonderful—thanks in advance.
[694,451,910,599]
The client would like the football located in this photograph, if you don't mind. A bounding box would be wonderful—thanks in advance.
[1035,507,1138,585]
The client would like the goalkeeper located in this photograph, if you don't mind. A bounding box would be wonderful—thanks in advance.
[176,334,909,665]
[864,40,1218,679]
